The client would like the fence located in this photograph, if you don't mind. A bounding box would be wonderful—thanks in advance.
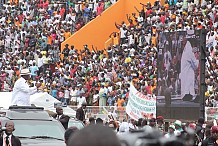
[69,106,127,122]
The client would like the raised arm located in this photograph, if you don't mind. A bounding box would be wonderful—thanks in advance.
[115,22,121,29]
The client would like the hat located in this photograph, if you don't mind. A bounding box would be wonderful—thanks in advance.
[189,123,196,130]
[174,120,182,127]
[157,116,164,121]
[169,125,175,130]
[211,126,218,133]
[20,69,31,76]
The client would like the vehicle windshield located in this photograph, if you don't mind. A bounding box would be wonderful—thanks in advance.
[12,120,65,140]
[68,120,84,130]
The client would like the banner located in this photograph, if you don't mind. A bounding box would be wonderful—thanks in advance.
[126,84,156,121]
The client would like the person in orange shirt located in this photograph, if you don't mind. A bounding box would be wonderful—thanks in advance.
[151,33,157,47]
[14,18,20,28]
[117,96,125,107]
[164,0,169,11]
[109,32,119,46]
[47,33,52,45]
[63,29,71,40]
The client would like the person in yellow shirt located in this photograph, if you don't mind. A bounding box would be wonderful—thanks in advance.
[125,56,131,64]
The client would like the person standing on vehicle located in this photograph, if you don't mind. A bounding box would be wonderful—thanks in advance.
[53,107,70,130]
[11,68,40,106]
[0,120,21,146]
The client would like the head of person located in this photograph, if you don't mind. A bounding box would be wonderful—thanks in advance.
[56,107,63,115]
[81,102,87,109]
[5,121,15,135]
[64,126,79,146]
[20,68,31,80]
[197,117,204,125]
[68,125,121,146]
[149,118,156,127]
[188,123,196,130]
[141,119,148,127]
[96,118,103,125]
[174,120,182,130]
[211,126,218,139]
[156,116,164,125]
[89,117,95,125]
[168,125,175,134]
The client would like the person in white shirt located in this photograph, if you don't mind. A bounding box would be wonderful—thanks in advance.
[165,125,175,138]
[63,86,70,106]
[11,68,39,106]
[70,86,79,105]
[77,93,87,108]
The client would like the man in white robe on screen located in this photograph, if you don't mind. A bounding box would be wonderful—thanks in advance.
[180,33,199,101]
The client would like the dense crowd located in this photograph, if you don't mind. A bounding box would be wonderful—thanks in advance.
[0,0,217,109]
[63,116,218,146]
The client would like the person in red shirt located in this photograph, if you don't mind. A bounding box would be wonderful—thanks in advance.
[59,6,66,19]
[38,0,43,8]
[146,7,152,16]
[43,0,49,9]
[70,64,77,78]
[96,2,104,16]
[18,12,25,23]
[160,12,166,24]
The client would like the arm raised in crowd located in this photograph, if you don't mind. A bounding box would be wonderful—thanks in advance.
[115,22,122,29]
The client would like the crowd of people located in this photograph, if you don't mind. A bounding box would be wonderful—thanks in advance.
[62,115,218,146]
[0,0,217,111]
[1,113,218,146]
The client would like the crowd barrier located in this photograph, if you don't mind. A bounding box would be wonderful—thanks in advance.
[69,106,127,121]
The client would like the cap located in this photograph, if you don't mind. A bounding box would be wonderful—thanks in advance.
[20,68,31,76]
[174,120,182,127]
[211,126,218,133]
[157,116,164,121]
[169,125,175,130]
[189,123,196,130]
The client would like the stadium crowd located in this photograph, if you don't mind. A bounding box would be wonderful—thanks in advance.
[0,0,217,109]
